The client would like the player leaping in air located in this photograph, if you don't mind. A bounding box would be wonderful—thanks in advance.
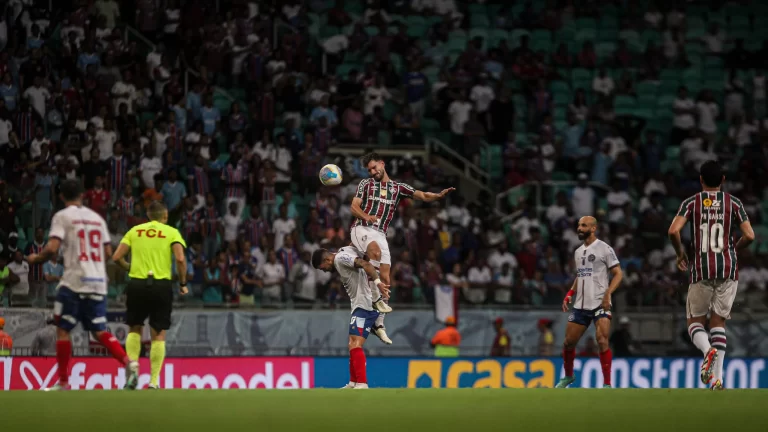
[26,179,139,391]
[668,161,755,390]
[350,152,454,344]
[312,245,391,389]
[557,216,623,388]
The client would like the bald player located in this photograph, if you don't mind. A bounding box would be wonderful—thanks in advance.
[556,216,623,388]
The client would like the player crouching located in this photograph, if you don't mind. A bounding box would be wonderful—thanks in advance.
[312,247,391,389]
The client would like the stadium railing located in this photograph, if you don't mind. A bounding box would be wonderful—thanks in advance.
[495,180,612,218]
[122,24,238,105]
[425,137,493,194]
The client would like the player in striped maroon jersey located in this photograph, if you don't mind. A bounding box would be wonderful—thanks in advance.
[668,161,755,390]
[350,152,455,344]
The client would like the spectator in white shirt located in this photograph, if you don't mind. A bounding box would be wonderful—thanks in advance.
[273,136,293,190]
[487,242,518,273]
[670,86,696,146]
[448,91,472,136]
[592,69,615,98]
[512,208,540,243]
[701,24,726,54]
[260,250,286,304]
[470,75,495,114]
[139,145,162,189]
[29,126,49,159]
[8,251,30,297]
[726,114,757,148]
[546,191,569,226]
[363,75,391,115]
[222,201,242,243]
[289,251,317,303]
[466,257,492,304]
[23,76,50,119]
[493,263,514,304]
[606,184,632,224]
[696,91,719,138]
[111,70,137,115]
[95,118,117,160]
[571,173,595,218]
[272,204,296,250]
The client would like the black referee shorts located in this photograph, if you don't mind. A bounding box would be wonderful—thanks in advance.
[125,279,174,332]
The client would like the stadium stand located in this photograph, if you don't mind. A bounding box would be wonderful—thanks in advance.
[0,0,766,318]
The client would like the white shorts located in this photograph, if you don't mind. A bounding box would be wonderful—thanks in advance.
[686,279,738,319]
[350,225,391,266]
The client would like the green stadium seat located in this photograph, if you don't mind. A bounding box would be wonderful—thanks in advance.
[575,28,597,42]
[489,28,509,47]
[665,146,681,160]
[574,18,597,29]
[571,68,593,83]
[470,14,490,28]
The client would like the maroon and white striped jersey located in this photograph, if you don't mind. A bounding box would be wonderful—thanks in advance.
[352,178,415,233]
[676,191,749,283]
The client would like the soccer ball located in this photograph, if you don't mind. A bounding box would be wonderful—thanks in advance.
[319,164,343,186]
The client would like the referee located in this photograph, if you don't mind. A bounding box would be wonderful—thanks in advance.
[112,200,187,390]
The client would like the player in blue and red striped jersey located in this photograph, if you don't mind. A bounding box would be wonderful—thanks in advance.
[180,196,202,241]
[107,142,131,195]
[116,184,136,219]
[668,161,755,390]
[187,154,211,209]
[240,205,270,247]
[221,153,247,217]
[350,152,455,344]
[198,192,222,259]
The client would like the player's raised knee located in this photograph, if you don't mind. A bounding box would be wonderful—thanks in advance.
[366,244,382,262]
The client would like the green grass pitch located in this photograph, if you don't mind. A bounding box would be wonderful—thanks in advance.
[2,389,768,431]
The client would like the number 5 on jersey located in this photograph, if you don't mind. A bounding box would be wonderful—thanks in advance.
[77,229,103,262]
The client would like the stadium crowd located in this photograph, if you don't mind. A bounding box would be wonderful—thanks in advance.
[0,0,767,312]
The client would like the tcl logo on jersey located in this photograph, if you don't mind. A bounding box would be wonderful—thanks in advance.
[135,229,166,238]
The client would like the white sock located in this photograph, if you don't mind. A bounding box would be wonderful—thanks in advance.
[688,323,711,355]
[375,314,385,327]
[710,327,726,382]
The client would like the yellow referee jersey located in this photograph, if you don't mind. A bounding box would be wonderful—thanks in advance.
[120,221,187,280]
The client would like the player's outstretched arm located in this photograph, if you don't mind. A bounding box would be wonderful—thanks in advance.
[26,238,61,265]
[413,187,456,202]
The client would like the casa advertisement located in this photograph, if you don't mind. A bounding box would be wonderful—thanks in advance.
[313,357,768,389]
[0,357,314,390]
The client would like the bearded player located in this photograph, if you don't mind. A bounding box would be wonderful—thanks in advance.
[351,152,454,344]
[26,179,139,391]
[312,245,390,389]
[557,216,623,388]
[668,161,755,390]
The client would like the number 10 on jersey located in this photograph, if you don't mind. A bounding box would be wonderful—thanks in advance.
[77,229,103,262]
[700,223,724,253]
